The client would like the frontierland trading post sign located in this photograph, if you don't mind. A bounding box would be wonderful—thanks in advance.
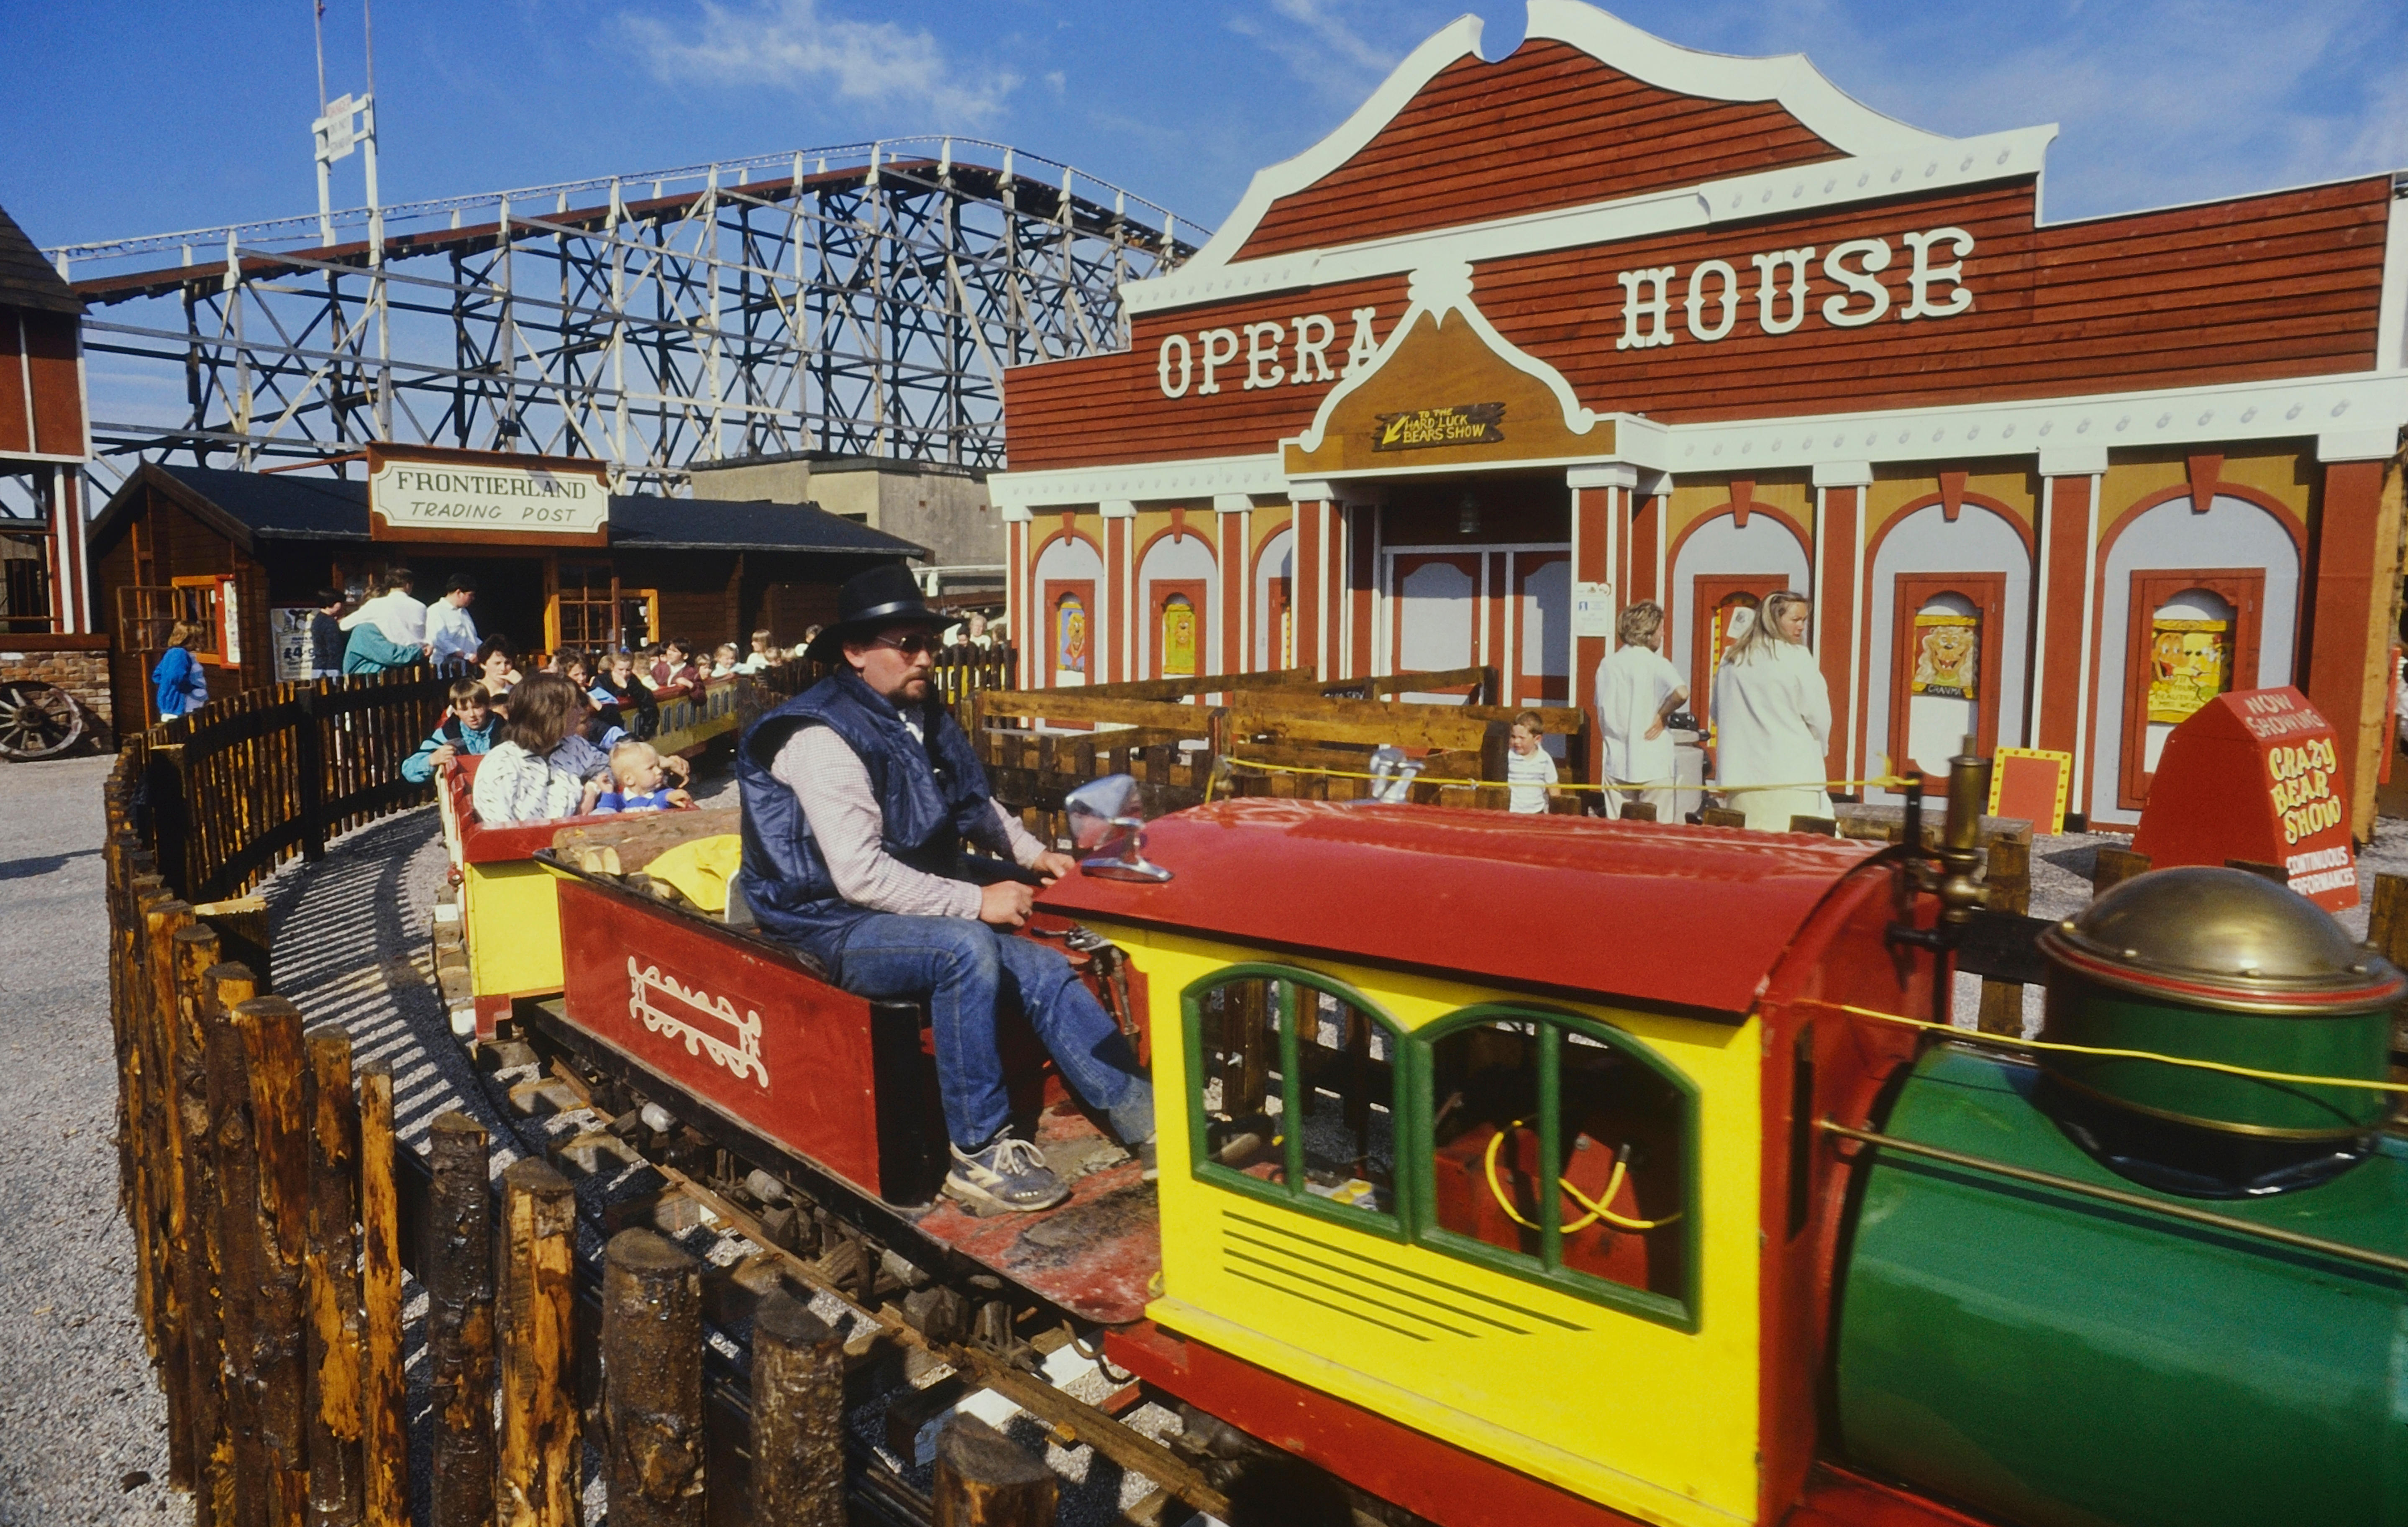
[366,445,611,547]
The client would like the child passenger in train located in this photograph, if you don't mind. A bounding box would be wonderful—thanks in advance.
[595,739,696,815]
[401,679,500,784]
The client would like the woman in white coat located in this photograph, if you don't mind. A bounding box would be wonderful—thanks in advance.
[1710,591,1834,831]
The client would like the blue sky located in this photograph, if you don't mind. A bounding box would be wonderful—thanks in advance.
[4,0,2404,251]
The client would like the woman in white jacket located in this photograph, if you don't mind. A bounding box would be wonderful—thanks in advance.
[1710,591,1834,831]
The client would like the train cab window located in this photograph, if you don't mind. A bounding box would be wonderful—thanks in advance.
[1186,967,1400,1230]
[1423,1009,1697,1325]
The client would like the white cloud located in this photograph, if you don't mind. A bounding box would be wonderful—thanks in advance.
[620,0,1017,128]
[1650,0,2408,219]
[1230,0,1409,101]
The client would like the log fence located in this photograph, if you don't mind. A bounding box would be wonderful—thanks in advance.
[103,728,1079,1526]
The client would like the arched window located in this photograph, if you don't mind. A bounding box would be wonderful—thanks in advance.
[1417,1007,1697,1328]
[1900,588,1983,779]
[1053,589,1088,679]
[2118,571,2262,809]
[1158,591,1199,678]
[1184,966,1401,1232]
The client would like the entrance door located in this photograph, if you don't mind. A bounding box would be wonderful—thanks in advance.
[1151,579,1207,680]
[1889,572,2006,786]
[1511,551,1571,706]
[1389,552,1481,702]
[1045,579,1095,687]
[1689,575,1789,740]
[2119,569,2263,810]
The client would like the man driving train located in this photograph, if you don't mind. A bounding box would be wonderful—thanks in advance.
[733,564,1156,1213]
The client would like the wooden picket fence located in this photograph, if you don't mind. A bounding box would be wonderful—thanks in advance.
[123,670,452,904]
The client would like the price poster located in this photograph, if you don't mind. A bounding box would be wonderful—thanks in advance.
[2147,617,2230,725]
[1909,611,1980,699]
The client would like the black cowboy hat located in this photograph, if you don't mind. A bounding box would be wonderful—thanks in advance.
[805,563,946,664]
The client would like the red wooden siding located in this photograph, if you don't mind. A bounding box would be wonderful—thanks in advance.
[1,309,87,458]
[1001,175,2389,472]
[1234,41,1842,261]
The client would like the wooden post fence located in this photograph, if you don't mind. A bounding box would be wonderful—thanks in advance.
[426,1112,497,1527]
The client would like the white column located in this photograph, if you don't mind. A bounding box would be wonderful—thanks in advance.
[2041,444,2106,817]
[1813,461,1873,780]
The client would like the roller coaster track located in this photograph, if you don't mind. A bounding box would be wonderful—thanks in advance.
[46,139,1202,493]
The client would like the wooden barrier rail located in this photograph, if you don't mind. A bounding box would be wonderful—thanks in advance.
[968,664,1601,827]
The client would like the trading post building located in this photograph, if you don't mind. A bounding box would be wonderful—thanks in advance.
[989,1,2408,833]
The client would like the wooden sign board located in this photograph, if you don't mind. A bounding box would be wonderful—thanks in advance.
[1988,747,2071,835]
[366,443,610,547]
[2131,687,2357,910]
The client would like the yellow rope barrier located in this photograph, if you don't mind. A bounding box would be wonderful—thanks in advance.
[1205,755,1914,803]
[1805,999,2408,1097]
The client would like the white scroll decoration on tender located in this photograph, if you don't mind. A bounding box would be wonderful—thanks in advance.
[626,957,769,1089]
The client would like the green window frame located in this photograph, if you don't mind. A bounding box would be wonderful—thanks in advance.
[1409,1005,1703,1332]
[1182,963,1406,1242]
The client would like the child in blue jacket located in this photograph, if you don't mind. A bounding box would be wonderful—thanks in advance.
[401,680,501,784]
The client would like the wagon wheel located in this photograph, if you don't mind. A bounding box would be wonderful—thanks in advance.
[0,681,87,761]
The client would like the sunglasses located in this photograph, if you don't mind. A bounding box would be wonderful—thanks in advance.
[872,632,942,657]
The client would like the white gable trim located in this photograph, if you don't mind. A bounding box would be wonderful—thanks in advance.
[990,453,1288,517]
[1121,124,2054,316]
[1169,1,2031,291]
[1527,1,1951,159]
[1292,261,1599,454]
[1177,15,1488,277]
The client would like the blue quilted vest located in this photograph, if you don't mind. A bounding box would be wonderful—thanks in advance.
[735,668,997,962]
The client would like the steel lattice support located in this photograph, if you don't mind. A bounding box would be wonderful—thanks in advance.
[51,139,1197,492]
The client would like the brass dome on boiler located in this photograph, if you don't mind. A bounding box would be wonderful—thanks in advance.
[2036,866,2400,1139]
[2042,862,2398,1137]
[2046,866,2391,1009]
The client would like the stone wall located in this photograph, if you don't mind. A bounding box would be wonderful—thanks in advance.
[0,640,117,750]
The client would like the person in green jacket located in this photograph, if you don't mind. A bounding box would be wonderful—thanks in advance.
[343,620,429,675]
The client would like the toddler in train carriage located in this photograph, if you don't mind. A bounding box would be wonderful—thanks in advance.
[710,642,740,679]
[594,739,696,815]
[1506,710,1559,814]
[400,679,500,784]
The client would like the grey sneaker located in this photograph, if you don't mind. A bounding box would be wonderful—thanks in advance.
[1135,1137,1158,1181]
[944,1133,1069,1213]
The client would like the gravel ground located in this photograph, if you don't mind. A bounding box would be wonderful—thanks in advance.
[0,756,173,1524]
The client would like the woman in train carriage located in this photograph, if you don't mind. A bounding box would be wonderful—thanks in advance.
[1709,590,1834,831]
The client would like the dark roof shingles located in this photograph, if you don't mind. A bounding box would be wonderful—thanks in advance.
[0,206,85,316]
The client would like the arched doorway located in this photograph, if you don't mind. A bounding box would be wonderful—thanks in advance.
[1032,530,1104,687]
[2089,492,2297,824]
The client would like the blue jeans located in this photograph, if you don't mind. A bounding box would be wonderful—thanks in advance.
[830,914,1153,1151]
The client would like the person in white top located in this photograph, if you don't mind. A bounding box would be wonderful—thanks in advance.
[1504,711,1559,814]
[423,574,481,671]
[339,568,428,648]
[1593,600,1690,821]
[1709,591,1834,832]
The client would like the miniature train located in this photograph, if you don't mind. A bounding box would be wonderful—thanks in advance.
[441,752,2408,1527]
